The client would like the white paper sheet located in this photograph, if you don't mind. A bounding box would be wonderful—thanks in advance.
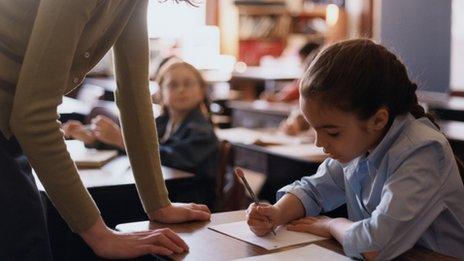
[215,128,313,146]
[65,140,118,168]
[208,221,326,250]
[233,244,352,261]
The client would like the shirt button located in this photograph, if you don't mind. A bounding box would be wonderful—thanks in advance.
[73,77,80,84]
[84,52,90,58]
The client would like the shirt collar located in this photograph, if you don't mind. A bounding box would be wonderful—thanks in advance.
[366,113,413,171]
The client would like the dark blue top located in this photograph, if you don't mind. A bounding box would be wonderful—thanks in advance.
[156,107,219,181]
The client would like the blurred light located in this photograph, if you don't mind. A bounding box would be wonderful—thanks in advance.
[235,61,247,73]
[147,1,205,38]
[326,4,340,27]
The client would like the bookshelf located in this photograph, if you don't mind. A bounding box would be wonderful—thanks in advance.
[221,1,346,66]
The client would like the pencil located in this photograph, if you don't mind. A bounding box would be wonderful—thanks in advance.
[235,168,277,236]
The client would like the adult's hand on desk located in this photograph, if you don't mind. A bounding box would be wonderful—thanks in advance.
[80,216,188,258]
[149,203,211,223]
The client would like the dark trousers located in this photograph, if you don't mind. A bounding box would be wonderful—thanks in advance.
[0,134,52,261]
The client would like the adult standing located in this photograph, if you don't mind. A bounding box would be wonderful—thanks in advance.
[0,0,210,259]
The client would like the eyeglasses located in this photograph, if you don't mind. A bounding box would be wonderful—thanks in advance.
[163,80,199,91]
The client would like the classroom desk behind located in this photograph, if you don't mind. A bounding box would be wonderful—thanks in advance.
[116,210,457,261]
[232,66,302,82]
[227,100,297,128]
[82,77,159,102]
[34,156,197,261]
[438,120,464,161]
[216,128,325,204]
[418,91,464,121]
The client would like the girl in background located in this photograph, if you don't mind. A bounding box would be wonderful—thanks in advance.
[64,61,219,208]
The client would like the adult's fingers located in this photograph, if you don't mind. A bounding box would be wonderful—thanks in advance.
[188,203,211,214]
[138,244,173,256]
[159,228,189,251]
[186,209,211,221]
[144,233,183,254]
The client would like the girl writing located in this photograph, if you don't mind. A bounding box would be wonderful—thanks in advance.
[246,39,464,260]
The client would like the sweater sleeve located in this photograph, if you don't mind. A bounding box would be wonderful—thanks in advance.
[10,0,100,233]
[112,0,171,217]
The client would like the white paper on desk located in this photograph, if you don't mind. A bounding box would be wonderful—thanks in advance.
[233,244,351,261]
[215,128,313,146]
[208,221,326,250]
[65,140,118,168]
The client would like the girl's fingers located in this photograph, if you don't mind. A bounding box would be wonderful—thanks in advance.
[290,217,316,225]
[256,205,274,217]
[247,218,267,227]
[247,212,269,222]
[251,227,271,237]
[287,224,310,232]
[247,205,271,220]
[248,218,273,230]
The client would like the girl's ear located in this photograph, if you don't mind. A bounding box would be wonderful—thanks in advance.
[369,107,389,131]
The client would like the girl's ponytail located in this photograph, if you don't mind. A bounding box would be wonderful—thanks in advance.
[407,82,440,129]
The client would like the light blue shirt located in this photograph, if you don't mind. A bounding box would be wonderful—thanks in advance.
[277,114,464,260]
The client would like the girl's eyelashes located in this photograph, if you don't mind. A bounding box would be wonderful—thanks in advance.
[327,132,340,137]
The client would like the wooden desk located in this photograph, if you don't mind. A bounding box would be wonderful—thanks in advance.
[35,156,194,192]
[418,91,464,121]
[227,100,298,128]
[116,210,456,261]
[34,156,197,261]
[231,142,325,205]
[230,67,302,100]
[438,120,464,161]
[83,77,159,101]
[232,66,302,82]
[216,127,325,204]
[35,156,198,230]
[58,96,119,124]
[58,96,93,123]
[439,120,464,143]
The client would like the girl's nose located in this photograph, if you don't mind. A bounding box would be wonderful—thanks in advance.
[314,133,324,148]
[177,85,187,93]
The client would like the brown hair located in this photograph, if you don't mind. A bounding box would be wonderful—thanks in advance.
[301,39,435,126]
[300,39,464,182]
[155,60,211,118]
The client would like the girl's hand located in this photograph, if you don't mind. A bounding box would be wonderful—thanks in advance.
[149,203,211,223]
[286,215,333,238]
[62,120,96,145]
[81,217,188,259]
[246,203,281,236]
[91,115,124,149]
[279,120,299,136]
